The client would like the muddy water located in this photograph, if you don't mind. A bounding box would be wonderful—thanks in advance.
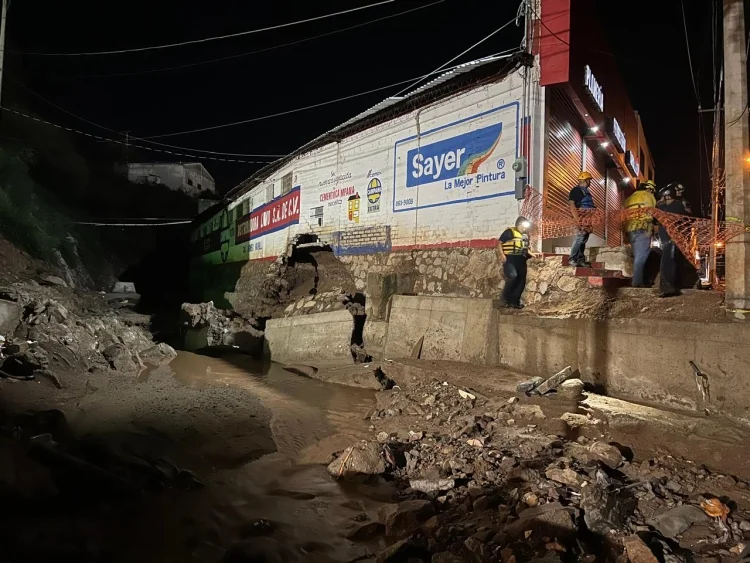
[133,351,389,563]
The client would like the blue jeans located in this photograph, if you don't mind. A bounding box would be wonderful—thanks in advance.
[570,230,590,265]
[628,229,652,287]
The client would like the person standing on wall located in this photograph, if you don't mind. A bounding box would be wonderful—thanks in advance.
[656,184,687,297]
[568,171,596,267]
[622,179,657,287]
[496,216,535,309]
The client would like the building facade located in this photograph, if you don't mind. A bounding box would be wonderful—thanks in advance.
[189,0,654,307]
[126,162,216,198]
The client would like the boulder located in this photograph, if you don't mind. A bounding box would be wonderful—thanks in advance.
[378,499,435,537]
[409,478,455,494]
[41,275,68,287]
[102,344,139,375]
[2,346,49,377]
[646,505,709,538]
[139,342,177,366]
[587,442,624,469]
[327,442,387,481]
[376,537,428,563]
[0,299,22,335]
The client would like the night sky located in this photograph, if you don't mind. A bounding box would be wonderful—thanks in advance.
[3,0,716,213]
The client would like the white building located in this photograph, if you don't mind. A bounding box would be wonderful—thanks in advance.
[126,162,216,198]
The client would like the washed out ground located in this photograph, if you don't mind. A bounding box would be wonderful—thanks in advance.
[2,238,748,562]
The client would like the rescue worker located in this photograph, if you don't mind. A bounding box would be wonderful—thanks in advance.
[568,171,596,267]
[664,182,692,215]
[497,216,535,309]
[656,184,687,297]
[623,179,657,287]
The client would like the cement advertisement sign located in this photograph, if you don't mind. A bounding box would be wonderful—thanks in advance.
[236,186,301,243]
[392,102,518,213]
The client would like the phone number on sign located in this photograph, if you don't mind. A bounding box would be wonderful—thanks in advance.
[395,198,414,208]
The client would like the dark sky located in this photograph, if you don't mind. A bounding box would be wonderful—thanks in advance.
[3,0,717,212]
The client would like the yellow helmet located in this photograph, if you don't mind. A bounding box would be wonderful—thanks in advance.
[641,180,656,192]
[578,171,593,181]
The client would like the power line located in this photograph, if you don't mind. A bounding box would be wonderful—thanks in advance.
[74,220,192,227]
[681,0,700,103]
[11,1,394,56]
[393,15,521,96]
[9,76,282,158]
[0,106,269,164]
[79,1,445,79]
[139,55,519,140]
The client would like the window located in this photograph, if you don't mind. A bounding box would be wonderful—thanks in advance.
[281,172,293,195]
[235,206,242,221]
[187,178,194,186]
[197,183,202,190]
[310,206,324,226]
[248,196,253,211]
[639,149,645,174]
[266,184,274,202]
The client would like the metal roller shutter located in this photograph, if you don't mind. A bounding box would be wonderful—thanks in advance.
[606,169,623,247]
[584,141,607,240]
[546,89,584,218]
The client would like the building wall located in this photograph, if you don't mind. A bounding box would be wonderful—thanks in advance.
[127,162,215,197]
[184,163,216,195]
[190,70,545,276]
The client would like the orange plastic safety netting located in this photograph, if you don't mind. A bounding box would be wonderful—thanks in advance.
[520,187,745,269]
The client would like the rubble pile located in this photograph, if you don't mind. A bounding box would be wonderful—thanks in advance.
[0,282,175,387]
[180,301,263,348]
[329,376,750,563]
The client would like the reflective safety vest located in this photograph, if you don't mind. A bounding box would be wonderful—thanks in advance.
[623,190,657,233]
[501,227,526,255]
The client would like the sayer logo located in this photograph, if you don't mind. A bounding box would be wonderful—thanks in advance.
[406,122,503,188]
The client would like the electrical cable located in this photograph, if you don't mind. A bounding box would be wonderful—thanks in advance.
[10,1,394,56]
[9,76,283,158]
[392,15,520,96]
[681,0,701,103]
[137,53,520,140]
[0,106,269,164]
[78,1,445,79]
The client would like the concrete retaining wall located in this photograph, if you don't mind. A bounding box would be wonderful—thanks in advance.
[264,310,354,364]
[384,295,498,365]
[497,315,750,422]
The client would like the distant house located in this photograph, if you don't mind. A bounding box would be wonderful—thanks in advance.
[125,162,216,198]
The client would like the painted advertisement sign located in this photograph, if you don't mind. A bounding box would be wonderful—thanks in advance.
[236,186,301,243]
[393,103,518,212]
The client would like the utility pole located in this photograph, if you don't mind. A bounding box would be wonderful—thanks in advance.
[0,0,9,107]
[723,0,750,311]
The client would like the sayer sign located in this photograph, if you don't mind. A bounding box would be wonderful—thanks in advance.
[393,102,518,212]
[236,186,300,243]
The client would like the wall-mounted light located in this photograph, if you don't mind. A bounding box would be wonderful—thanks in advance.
[623,177,631,184]
[590,125,599,133]
[601,141,609,148]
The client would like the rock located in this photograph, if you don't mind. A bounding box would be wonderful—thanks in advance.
[467,438,484,448]
[41,275,68,287]
[239,519,275,538]
[545,468,581,488]
[101,343,139,374]
[459,389,476,400]
[464,537,488,562]
[647,505,710,538]
[557,378,584,401]
[139,342,177,366]
[2,346,49,377]
[581,485,630,534]
[346,521,384,540]
[376,537,428,563]
[45,300,69,323]
[111,281,136,293]
[409,431,424,442]
[342,499,366,512]
[557,275,580,292]
[587,442,623,469]
[378,499,435,537]
[409,479,455,494]
[517,376,544,394]
[377,432,390,442]
[432,553,464,563]
[623,535,660,563]
[0,299,22,335]
[740,521,750,532]
[507,502,578,539]
[327,442,387,482]
[523,492,539,507]
[534,366,574,395]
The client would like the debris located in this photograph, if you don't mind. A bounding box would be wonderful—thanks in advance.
[346,521,384,540]
[623,534,660,563]
[378,499,434,537]
[377,431,390,442]
[40,275,68,288]
[408,430,424,442]
[581,484,630,534]
[375,537,428,563]
[534,366,574,395]
[458,389,476,401]
[700,498,730,520]
[647,505,709,538]
[522,492,539,507]
[587,441,624,469]
[545,467,581,488]
[240,519,275,538]
[517,376,544,394]
[691,361,710,403]
[409,479,455,494]
[466,438,484,448]
[411,336,424,359]
[327,442,387,481]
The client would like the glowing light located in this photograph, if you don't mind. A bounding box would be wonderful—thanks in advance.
[590,125,599,133]
[716,241,725,248]
[601,141,609,148]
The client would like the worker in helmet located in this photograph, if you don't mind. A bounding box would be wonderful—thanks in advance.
[496,216,535,309]
[656,184,688,297]
[663,182,692,215]
[623,179,657,287]
[568,171,596,267]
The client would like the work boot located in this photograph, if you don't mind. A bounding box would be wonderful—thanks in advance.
[659,290,681,298]
[512,303,525,309]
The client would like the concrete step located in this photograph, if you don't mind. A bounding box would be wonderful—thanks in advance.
[588,276,631,289]
[574,267,626,278]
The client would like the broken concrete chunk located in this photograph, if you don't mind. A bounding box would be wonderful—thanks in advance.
[458,389,476,401]
[647,505,709,538]
[41,275,68,288]
[623,535,660,563]
[587,441,624,469]
[409,479,455,494]
[581,484,631,534]
[534,366,574,395]
[545,467,582,488]
[517,376,544,394]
